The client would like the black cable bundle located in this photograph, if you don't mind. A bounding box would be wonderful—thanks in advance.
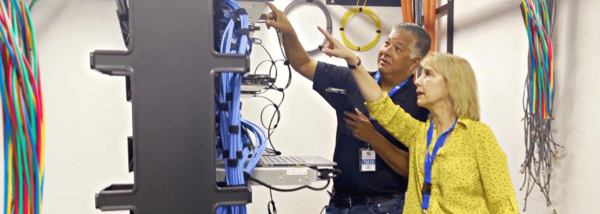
[115,0,130,46]
[250,35,293,157]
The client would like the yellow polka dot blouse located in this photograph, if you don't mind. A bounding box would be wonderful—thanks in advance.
[365,93,520,214]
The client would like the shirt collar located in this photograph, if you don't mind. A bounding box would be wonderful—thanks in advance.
[457,116,475,128]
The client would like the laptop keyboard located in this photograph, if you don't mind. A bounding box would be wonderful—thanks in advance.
[259,156,306,167]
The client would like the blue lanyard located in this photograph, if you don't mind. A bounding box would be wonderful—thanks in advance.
[368,71,410,122]
[421,118,458,210]
[373,71,409,97]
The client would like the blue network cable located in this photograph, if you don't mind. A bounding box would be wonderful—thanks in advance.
[214,0,268,214]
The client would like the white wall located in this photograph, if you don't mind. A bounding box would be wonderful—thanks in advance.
[9,0,599,213]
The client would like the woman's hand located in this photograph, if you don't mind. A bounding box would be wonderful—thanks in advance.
[317,26,355,61]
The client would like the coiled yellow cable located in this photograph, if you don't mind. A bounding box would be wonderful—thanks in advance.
[340,1,381,51]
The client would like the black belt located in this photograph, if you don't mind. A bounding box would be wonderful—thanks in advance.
[330,192,403,208]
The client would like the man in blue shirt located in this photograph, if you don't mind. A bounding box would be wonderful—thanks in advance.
[265,2,430,213]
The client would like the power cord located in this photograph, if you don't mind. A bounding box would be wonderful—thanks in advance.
[250,35,292,156]
[243,168,339,192]
[250,32,293,214]
[267,191,277,214]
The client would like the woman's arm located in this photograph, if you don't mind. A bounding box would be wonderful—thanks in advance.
[344,56,384,102]
[364,93,423,148]
[476,125,520,214]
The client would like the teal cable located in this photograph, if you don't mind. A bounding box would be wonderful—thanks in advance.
[28,0,37,11]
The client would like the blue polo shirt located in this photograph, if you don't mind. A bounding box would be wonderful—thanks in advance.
[312,61,430,197]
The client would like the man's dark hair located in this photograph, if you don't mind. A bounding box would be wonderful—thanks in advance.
[391,23,431,58]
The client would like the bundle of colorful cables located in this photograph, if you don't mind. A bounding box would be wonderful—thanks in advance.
[214,0,267,214]
[519,0,560,213]
[0,0,44,214]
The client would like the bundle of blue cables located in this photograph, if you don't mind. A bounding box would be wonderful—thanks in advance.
[214,0,268,214]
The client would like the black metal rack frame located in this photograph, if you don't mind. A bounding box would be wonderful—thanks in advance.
[438,0,455,53]
[90,0,252,213]
[421,0,455,53]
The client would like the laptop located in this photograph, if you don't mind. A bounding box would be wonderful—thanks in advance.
[257,156,337,167]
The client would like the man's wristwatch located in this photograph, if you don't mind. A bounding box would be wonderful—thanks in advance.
[347,56,361,69]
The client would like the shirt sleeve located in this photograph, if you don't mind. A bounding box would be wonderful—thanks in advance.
[312,61,352,108]
[476,125,520,214]
[364,92,425,148]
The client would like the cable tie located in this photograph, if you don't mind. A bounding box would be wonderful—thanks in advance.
[226,92,233,101]
[283,61,290,66]
[359,7,363,12]
[233,8,248,19]
[219,103,228,111]
[236,151,243,159]
[243,171,251,180]
[223,149,230,157]
[229,125,240,134]
[228,159,239,167]
[216,139,224,149]
[117,13,129,22]
[239,28,250,36]
[376,30,381,33]
[339,28,345,31]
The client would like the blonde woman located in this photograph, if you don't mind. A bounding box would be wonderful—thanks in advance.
[316,27,520,213]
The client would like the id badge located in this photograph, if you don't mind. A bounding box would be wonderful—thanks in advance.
[359,148,376,172]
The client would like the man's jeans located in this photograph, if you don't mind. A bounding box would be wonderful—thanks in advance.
[325,196,405,214]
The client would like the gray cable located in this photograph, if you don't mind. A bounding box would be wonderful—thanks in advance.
[520,0,559,213]
[414,0,423,26]
[281,0,332,55]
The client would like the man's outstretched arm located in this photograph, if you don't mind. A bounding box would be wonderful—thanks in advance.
[265,2,318,81]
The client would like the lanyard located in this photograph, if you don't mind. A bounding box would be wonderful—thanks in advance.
[373,71,409,97]
[368,71,410,122]
[421,118,458,210]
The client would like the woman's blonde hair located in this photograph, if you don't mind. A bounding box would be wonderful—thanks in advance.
[421,52,480,121]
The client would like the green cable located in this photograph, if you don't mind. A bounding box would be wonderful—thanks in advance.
[9,3,34,213]
[540,0,552,112]
[16,5,37,145]
[536,3,550,116]
[28,0,37,11]
[19,2,42,209]
[6,4,26,213]
[24,4,43,207]
[12,74,24,214]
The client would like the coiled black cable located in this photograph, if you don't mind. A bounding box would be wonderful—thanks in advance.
[281,0,333,55]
